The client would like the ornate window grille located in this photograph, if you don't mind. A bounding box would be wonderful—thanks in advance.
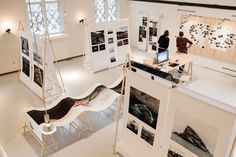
[95,0,117,23]
[27,0,63,35]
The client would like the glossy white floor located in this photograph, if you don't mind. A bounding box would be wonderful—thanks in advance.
[0,48,236,157]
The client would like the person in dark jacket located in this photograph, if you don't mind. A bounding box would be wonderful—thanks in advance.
[158,30,169,53]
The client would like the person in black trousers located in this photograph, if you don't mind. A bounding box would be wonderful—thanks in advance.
[158,30,169,53]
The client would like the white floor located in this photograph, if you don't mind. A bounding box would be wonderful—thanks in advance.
[0,49,236,157]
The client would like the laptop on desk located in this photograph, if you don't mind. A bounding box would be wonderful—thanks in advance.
[157,50,169,65]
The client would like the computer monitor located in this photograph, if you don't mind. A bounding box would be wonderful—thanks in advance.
[157,50,169,64]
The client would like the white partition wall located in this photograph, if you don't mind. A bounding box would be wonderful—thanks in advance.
[116,70,171,157]
[86,19,131,72]
[115,68,236,157]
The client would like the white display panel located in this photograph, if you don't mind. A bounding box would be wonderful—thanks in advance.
[147,16,158,54]
[87,19,130,73]
[137,14,148,51]
[117,70,171,157]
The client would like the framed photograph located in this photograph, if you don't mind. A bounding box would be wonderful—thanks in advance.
[117,40,123,47]
[167,149,183,157]
[141,127,155,146]
[117,26,128,40]
[33,65,43,87]
[108,37,114,44]
[128,86,160,129]
[127,118,139,135]
[22,57,30,77]
[91,30,105,45]
[142,17,148,27]
[123,39,129,45]
[139,26,146,38]
[152,45,157,51]
[92,46,99,52]
[108,29,113,34]
[21,36,29,56]
[99,44,106,51]
[149,27,157,37]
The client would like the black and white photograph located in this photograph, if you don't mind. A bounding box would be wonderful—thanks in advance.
[149,27,157,37]
[22,57,30,77]
[150,21,158,28]
[33,43,43,65]
[142,17,148,27]
[91,30,105,45]
[141,127,155,146]
[110,56,117,63]
[117,40,123,47]
[167,150,183,157]
[152,45,157,51]
[127,118,139,135]
[92,45,99,52]
[21,36,29,56]
[117,26,128,40]
[108,29,113,34]
[123,39,129,45]
[99,44,106,51]
[139,26,146,39]
[33,65,43,87]
[128,86,160,129]
[108,37,114,44]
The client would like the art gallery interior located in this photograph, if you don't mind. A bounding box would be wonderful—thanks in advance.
[0,0,236,157]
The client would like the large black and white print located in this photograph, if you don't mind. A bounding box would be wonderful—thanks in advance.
[21,36,29,56]
[139,26,146,42]
[22,57,30,77]
[141,127,155,146]
[128,87,160,129]
[34,65,43,87]
[127,118,139,135]
[142,17,148,27]
[91,30,105,45]
[117,26,128,40]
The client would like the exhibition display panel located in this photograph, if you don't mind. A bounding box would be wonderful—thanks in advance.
[115,62,236,157]
[86,19,131,72]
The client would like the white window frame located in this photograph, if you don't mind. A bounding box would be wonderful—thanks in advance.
[95,0,118,23]
[27,0,65,35]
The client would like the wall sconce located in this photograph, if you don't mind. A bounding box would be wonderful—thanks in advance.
[6,28,11,34]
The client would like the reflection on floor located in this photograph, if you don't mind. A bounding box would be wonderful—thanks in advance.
[0,48,235,157]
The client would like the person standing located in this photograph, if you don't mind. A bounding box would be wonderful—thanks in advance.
[176,31,193,72]
[158,30,169,53]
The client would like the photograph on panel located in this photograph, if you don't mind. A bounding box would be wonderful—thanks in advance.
[22,57,30,77]
[117,26,128,41]
[32,43,43,65]
[126,118,139,135]
[142,17,148,27]
[123,39,129,45]
[167,149,183,157]
[107,29,113,34]
[91,30,105,45]
[141,127,155,146]
[108,37,114,44]
[33,65,43,87]
[99,44,106,51]
[149,20,158,28]
[117,40,123,47]
[110,56,117,63]
[171,110,216,157]
[128,86,160,129]
[139,26,146,40]
[21,36,29,56]
[92,45,99,52]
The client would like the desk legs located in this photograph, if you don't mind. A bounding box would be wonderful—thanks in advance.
[187,62,193,80]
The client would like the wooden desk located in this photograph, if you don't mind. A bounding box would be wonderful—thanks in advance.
[143,52,197,81]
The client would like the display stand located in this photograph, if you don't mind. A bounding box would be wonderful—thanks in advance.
[137,14,148,51]
[147,16,159,54]
[113,61,236,157]
[85,19,131,73]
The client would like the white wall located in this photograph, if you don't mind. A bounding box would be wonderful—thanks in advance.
[129,1,236,73]
[0,0,129,74]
